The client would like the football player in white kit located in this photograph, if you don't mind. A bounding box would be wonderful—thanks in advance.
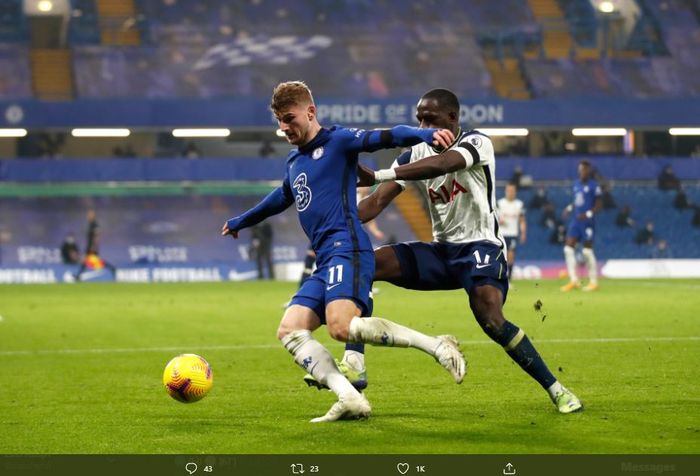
[497,183,527,283]
[356,89,582,414]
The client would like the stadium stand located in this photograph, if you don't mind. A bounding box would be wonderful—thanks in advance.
[2,0,700,276]
[2,156,699,262]
[59,0,700,101]
[503,184,700,260]
[0,0,27,42]
[0,193,413,268]
[0,45,32,98]
[68,0,101,45]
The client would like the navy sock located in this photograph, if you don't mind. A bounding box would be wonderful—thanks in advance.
[345,342,365,353]
[493,320,556,389]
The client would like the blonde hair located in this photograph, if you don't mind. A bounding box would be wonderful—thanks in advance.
[270,81,314,114]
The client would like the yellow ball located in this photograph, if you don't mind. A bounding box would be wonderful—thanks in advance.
[162,353,213,403]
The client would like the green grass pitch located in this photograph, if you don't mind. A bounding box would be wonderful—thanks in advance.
[1,279,698,454]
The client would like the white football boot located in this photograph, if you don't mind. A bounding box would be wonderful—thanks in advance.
[310,394,371,423]
[434,335,466,384]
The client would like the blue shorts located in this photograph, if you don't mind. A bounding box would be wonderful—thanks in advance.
[504,236,518,251]
[390,241,509,302]
[289,250,374,324]
[566,218,595,243]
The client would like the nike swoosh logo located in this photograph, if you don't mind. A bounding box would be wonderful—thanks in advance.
[326,283,341,291]
[79,270,106,280]
[475,264,491,269]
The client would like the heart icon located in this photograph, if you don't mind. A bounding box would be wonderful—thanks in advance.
[397,463,409,475]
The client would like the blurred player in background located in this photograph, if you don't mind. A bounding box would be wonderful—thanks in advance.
[350,88,582,414]
[560,160,602,292]
[250,221,274,280]
[497,183,526,284]
[222,81,465,422]
[75,209,117,281]
[60,232,80,264]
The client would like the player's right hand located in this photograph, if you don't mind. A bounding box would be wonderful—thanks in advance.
[221,223,239,238]
[432,129,455,150]
[357,164,376,186]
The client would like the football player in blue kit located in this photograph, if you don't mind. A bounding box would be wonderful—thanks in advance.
[560,160,602,292]
[221,81,465,422]
[350,88,582,414]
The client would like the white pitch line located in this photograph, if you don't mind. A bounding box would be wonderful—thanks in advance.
[609,281,700,290]
[0,336,698,357]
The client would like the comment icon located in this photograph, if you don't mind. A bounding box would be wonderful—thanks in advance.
[185,462,198,474]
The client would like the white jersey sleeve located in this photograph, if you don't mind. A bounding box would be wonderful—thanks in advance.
[452,133,495,170]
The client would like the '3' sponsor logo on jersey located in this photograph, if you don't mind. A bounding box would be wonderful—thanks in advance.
[293,173,312,211]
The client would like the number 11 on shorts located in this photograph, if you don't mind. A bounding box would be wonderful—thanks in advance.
[328,264,344,284]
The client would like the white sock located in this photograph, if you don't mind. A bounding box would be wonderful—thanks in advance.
[563,245,578,282]
[342,350,365,371]
[547,381,564,401]
[582,247,597,284]
[281,330,358,398]
[348,316,439,355]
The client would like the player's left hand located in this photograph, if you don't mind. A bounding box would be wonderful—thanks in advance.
[357,164,376,186]
[432,129,455,150]
[221,222,239,238]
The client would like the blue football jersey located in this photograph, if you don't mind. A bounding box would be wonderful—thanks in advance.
[282,126,373,256]
[572,178,602,216]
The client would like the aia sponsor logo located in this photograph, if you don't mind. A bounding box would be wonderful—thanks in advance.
[428,179,468,204]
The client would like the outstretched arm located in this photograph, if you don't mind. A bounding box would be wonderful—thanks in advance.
[372,150,467,183]
[347,126,454,153]
[221,186,293,238]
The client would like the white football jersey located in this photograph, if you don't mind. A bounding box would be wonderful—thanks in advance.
[392,130,504,247]
[497,197,524,238]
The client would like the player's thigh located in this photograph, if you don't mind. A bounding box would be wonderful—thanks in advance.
[277,304,322,340]
[389,241,460,290]
[288,272,327,325]
[566,220,586,244]
[374,245,402,282]
[469,283,507,327]
[447,242,509,301]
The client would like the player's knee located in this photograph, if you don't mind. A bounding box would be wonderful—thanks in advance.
[324,314,348,341]
[328,323,349,342]
[470,289,505,336]
[477,314,504,338]
[277,322,299,341]
[276,325,291,341]
[470,287,501,314]
[374,245,401,282]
